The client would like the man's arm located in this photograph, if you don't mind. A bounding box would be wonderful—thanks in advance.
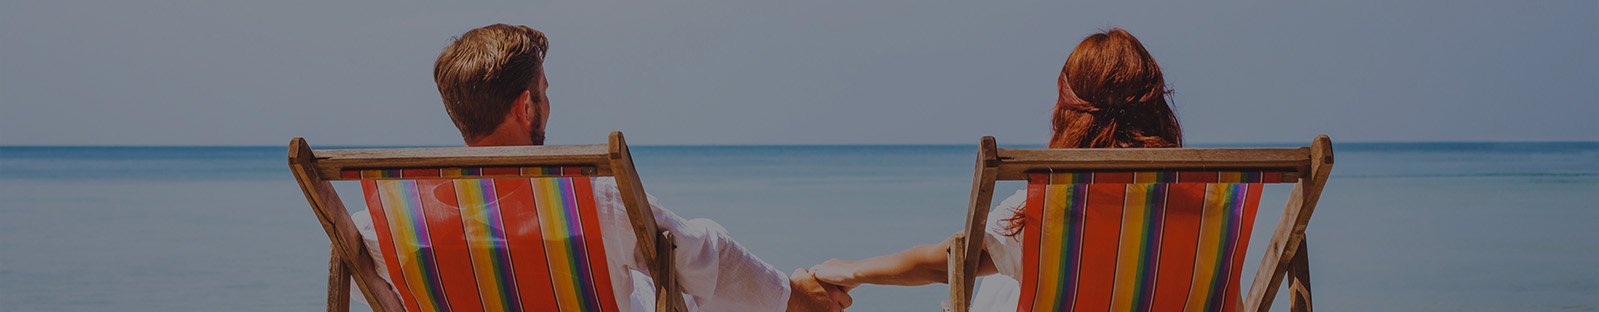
[611,179,849,311]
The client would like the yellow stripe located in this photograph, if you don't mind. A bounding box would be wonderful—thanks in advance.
[1134,172,1159,183]
[456,180,507,312]
[1218,171,1242,183]
[1110,185,1148,311]
[1184,184,1229,311]
[533,178,583,312]
[378,181,440,311]
[1033,182,1070,311]
[1059,172,1083,184]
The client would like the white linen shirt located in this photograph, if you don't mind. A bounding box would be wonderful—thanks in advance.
[982,190,1031,281]
[960,190,1032,312]
[350,177,791,312]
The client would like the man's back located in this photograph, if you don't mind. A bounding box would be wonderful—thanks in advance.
[350,176,791,312]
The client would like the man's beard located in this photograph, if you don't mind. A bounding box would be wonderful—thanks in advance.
[530,129,545,145]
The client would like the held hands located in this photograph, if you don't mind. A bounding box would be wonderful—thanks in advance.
[785,259,863,311]
[793,242,956,310]
[808,259,862,289]
[787,268,853,312]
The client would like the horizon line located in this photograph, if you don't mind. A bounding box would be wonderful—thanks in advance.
[2,140,1597,149]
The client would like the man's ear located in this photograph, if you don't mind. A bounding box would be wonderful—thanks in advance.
[510,90,534,128]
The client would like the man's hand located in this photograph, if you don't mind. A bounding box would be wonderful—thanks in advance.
[787,268,852,312]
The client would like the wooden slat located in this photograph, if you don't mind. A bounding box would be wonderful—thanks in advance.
[327,247,351,312]
[317,144,608,159]
[608,132,658,277]
[994,147,1310,180]
[949,136,1001,312]
[1246,135,1334,312]
[289,137,407,311]
[313,144,613,179]
[337,169,601,181]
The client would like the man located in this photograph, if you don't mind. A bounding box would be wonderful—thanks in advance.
[349,24,850,312]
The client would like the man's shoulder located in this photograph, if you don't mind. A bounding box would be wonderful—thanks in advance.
[583,177,662,207]
[588,176,620,194]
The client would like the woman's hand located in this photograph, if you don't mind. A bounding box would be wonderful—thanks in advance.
[809,259,862,289]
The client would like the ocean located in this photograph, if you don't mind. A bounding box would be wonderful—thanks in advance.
[1,143,1595,311]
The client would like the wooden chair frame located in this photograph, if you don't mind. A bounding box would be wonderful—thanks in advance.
[947,135,1333,312]
[289,131,689,312]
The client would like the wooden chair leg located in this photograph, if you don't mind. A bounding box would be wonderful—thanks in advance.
[1287,239,1312,312]
[655,231,689,312]
[327,246,352,312]
[947,232,974,312]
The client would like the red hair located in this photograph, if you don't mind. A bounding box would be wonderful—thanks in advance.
[1048,28,1182,149]
[1006,28,1184,236]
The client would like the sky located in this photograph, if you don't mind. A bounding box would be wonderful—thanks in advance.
[1,0,1595,146]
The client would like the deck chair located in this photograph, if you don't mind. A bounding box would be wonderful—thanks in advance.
[947,135,1333,312]
[289,131,689,312]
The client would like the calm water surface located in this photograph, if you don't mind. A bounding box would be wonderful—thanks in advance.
[2,143,1595,311]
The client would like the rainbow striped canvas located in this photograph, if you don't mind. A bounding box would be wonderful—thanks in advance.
[1016,171,1284,312]
[357,166,620,312]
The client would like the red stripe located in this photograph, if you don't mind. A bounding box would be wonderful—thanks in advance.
[342,170,361,180]
[415,180,486,311]
[1149,183,1205,311]
[401,168,438,178]
[1018,174,1048,312]
[1071,184,1125,311]
[1179,172,1219,183]
[1222,183,1265,311]
[494,178,560,311]
[572,178,621,312]
[361,180,425,312]
[1264,171,1284,184]
[1094,172,1135,184]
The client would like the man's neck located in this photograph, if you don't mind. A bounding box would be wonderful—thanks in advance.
[465,135,534,147]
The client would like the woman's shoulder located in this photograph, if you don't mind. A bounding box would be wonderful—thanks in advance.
[984,190,1028,235]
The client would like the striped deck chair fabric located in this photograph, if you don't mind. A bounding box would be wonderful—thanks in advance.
[1016,170,1289,312]
[351,165,621,312]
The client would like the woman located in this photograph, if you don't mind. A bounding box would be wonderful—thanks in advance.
[809,28,1182,310]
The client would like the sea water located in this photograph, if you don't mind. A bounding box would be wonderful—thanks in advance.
[1,143,1595,311]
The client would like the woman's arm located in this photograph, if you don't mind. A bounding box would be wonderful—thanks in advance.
[810,235,996,287]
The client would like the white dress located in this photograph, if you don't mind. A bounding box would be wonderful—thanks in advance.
[965,190,1033,312]
[350,177,792,312]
